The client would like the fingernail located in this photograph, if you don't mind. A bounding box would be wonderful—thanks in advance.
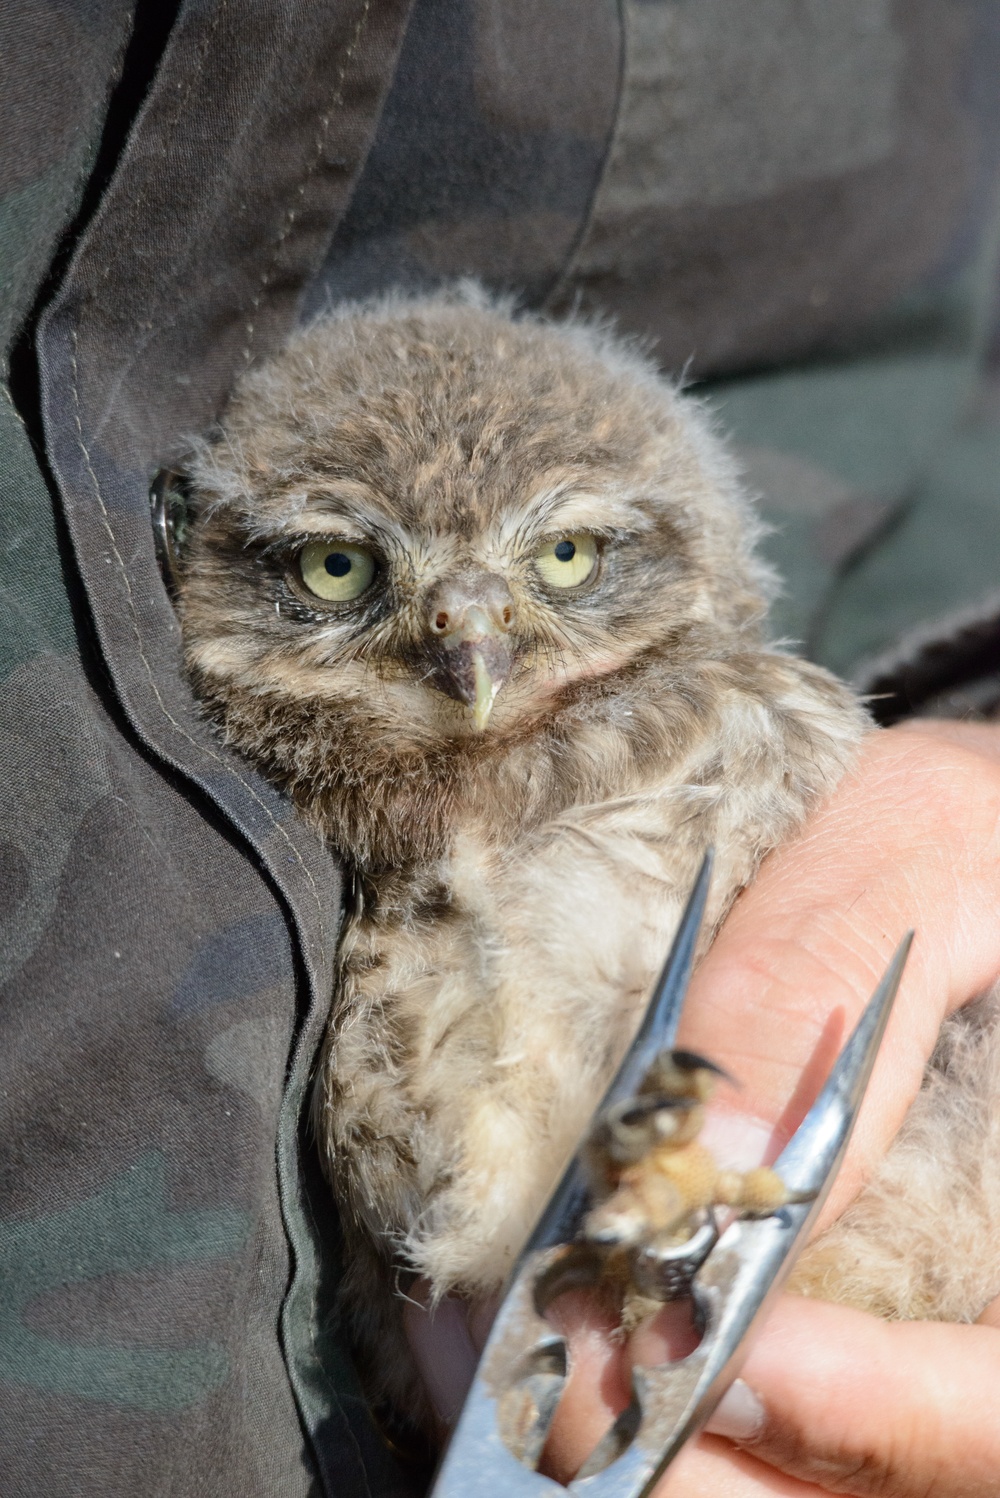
[705,1378,766,1444]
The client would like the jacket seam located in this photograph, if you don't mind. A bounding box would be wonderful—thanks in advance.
[67,326,329,951]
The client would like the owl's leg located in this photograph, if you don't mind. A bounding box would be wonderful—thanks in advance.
[315,842,717,1421]
[313,936,442,1435]
[334,1212,436,1442]
[316,871,619,1296]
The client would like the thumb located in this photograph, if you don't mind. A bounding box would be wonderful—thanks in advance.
[696,1295,1000,1497]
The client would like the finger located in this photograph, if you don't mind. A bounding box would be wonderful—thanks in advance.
[657,1436,829,1497]
[679,723,1000,1216]
[529,1258,1000,1497]
[545,1294,839,1497]
[537,1287,632,1484]
[701,1295,1000,1498]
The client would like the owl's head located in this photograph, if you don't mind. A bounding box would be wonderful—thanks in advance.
[179,290,770,746]
[175,291,777,860]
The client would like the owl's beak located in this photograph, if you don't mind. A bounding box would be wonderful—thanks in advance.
[468,641,504,731]
[436,607,512,730]
[424,582,515,730]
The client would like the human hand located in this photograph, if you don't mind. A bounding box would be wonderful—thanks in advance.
[406,722,1000,1491]
[681,719,1000,1199]
[544,1285,1000,1496]
[541,719,1000,1494]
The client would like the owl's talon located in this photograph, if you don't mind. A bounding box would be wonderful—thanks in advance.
[630,1212,720,1302]
[584,1050,805,1296]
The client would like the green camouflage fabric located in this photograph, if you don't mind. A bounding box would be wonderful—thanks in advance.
[4,3,1000,1496]
[2,2,416,1493]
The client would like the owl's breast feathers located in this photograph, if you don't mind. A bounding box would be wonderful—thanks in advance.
[314,642,864,1291]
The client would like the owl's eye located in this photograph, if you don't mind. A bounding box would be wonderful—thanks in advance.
[534,533,598,589]
[299,540,376,601]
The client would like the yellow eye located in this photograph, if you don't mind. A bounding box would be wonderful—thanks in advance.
[534,533,598,589]
[299,540,376,601]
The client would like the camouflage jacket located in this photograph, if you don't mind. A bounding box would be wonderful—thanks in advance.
[2,3,1000,1495]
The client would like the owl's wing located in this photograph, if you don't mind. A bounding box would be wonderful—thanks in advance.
[430,860,911,1497]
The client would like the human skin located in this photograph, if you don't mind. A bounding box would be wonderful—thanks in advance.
[539,720,1000,1495]
[406,721,1000,1494]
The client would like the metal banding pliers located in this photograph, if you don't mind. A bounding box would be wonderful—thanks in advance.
[429,851,912,1496]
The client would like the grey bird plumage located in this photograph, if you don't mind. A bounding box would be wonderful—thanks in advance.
[174,287,1000,1436]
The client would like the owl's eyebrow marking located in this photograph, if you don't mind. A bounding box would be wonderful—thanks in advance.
[515,483,655,539]
[263,484,413,549]
[281,512,374,543]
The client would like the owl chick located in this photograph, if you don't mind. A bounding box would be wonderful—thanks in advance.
[175,287,872,1432]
